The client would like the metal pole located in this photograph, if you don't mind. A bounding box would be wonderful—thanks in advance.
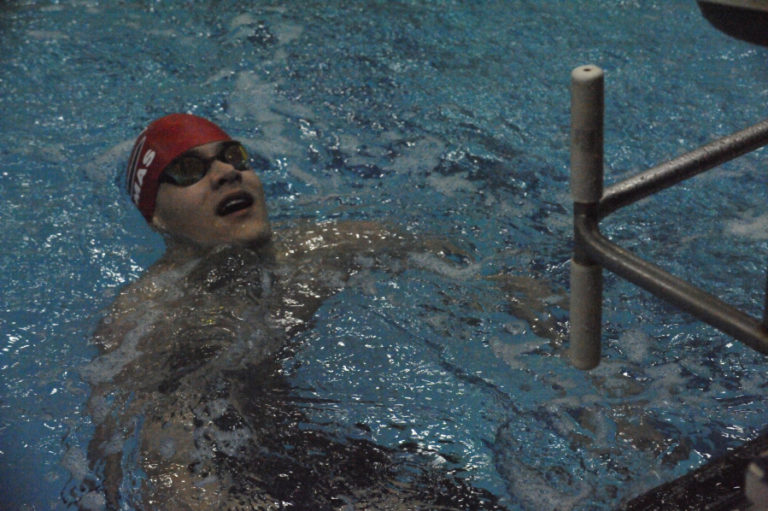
[570,65,604,370]
[599,117,768,218]
[575,213,768,355]
[764,256,768,330]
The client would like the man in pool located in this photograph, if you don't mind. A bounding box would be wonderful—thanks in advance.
[84,113,511,510]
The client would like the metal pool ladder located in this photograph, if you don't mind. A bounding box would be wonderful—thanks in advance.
[568,64,768,370]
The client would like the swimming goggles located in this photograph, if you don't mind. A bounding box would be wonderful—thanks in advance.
[159,141,268,187]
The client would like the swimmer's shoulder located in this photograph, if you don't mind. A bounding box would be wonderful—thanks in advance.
[92,259,191,352]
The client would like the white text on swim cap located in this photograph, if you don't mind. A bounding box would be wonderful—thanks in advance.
[132,148,156,204]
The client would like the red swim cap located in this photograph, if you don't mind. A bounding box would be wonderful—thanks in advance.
[126,113,232,221]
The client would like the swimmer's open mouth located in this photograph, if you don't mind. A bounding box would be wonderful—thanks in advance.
[216,191,255,216]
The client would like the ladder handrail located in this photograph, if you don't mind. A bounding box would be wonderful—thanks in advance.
[575,208,768,355]
[599,117,768,218]
[568,64,768,369]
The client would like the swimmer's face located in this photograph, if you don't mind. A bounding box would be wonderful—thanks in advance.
[152,141,272,247]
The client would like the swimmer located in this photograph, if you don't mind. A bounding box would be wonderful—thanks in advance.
[83,114,509,510]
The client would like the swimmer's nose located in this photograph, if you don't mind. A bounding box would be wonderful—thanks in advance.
[209,161,242,189]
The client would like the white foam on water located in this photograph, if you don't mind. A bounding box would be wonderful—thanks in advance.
[724,211,768,240]
[272,21,304,45]
[488,332,552,371]
[80,327,145,385]
[157,437,176,460]
[192,403,253,459]
[229,71,329,192]
[229,72,289,125]
[618,329,651,364]
[102,432,127,456]
[78,491,106,511]
[86,393,110,424]
[502,449,592,511]
[230,13,259,30]
[389,135,446,175]
[645,362,687,403]
[61,445,89,482]
[407,252,481,280]
[203,68,237,86]
[27,30,69,41]
[426,171,477,197]
[85,139,134,184]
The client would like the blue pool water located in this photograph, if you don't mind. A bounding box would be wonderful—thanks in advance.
[1,1,767,509]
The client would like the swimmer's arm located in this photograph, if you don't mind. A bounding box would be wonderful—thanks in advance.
[90,275,161,353]
[85,409,232,510]
[486,272,567,345]
[138,417,233,510]
[276,219,471,262]
[83,410,124,510]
